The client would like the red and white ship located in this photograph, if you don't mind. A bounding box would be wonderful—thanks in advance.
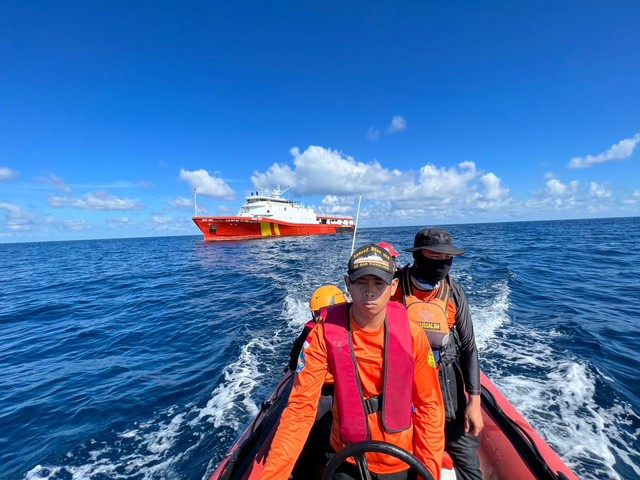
[192,187,355,241]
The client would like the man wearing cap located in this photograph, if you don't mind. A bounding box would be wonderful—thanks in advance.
[392,228,483,480]
[261,243,445,480]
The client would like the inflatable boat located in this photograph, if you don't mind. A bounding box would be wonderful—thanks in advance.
[209,368,578,480]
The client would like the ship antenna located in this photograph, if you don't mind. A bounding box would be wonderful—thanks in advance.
[350,194,363,255]
[193,188,197,216]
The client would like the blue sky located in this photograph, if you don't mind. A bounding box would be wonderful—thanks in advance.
[1,1,639,243]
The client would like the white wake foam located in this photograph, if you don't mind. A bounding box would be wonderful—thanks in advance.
[488,326,639,479]
[25,331,286,480]
[470,279,511,350]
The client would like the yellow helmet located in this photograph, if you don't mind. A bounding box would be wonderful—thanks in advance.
[309,285,346,312]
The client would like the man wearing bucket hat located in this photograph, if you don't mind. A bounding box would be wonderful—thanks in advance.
[392,228,483,480]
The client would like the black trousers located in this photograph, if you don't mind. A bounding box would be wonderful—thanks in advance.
[440,362,483,480]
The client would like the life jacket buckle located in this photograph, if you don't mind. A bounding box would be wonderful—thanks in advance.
[363,395,382,415]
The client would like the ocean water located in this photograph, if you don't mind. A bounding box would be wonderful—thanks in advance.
[1,218,639,480]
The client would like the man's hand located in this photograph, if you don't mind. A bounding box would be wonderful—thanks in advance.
[464,394,484,436]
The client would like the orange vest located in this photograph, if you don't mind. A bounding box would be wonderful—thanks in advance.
[400,267,453,349]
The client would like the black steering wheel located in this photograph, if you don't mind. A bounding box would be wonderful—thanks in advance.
[321,440,435,480]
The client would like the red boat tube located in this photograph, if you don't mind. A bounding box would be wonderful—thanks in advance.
[478,372,578,480]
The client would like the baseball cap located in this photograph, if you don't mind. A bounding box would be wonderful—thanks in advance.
[376,241,400,258]
[348,244,395,285]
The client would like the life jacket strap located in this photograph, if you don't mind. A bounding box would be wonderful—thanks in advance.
[363,395,382,415]
[437,339,460,366]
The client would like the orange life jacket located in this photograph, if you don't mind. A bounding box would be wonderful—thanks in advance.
[399,268,462,418]
[400,266,454,349]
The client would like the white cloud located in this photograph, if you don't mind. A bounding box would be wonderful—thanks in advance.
[569,133,640,168]
[479,172,510,200]
[546,178,567,196]
[523,175,620,214]
[150,215,174,226]
[49,191,143,210]
[588,182,611,198]
[249,148,516,223]
[623,190,640,204]
[36,173,72,193]
[60,219,92,231]
[0,167,18,180]
[0,202,78,233]
[320,195,354,215]
[250,162,298,192]
[0,202,31,231]
[413,161,477,200]
[169,196,192,209]
[108,216,134,225]
[252,146,402,196]
[545,178,578,197]
[365,115,406,139]
[147,215,187,232]
[388,115,407,133]
[366,126,380,140]
[179,169,235,199]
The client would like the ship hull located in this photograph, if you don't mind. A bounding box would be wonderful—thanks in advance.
[192,216,354,241]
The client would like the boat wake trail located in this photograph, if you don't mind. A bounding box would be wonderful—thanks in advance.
[483,323,640,480]
[470,278,511,350]
[198,339,266,430]
[24,333,286,480]
[25,404,197,480]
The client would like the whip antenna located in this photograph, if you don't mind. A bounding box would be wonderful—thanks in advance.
[193,188,197,216]
[350,194,362,255]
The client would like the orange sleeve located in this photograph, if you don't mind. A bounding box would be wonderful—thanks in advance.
[259,324,328,480]
[411,322,445,480]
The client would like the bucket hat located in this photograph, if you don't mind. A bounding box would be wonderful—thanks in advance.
[403,228,465,256]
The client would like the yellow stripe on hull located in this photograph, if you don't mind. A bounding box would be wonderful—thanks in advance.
[260,222,281,237]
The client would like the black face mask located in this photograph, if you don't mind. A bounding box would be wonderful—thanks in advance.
[411,253,453,286]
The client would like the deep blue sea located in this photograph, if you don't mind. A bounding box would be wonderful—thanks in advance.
[2,218,639,480]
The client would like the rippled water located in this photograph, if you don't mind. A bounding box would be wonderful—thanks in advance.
[1,217,639,479]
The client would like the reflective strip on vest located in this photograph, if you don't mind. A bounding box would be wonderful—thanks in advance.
[323,302,414,443]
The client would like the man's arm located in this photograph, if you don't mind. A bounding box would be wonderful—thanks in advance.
[450,280,481,396]
[287,323,313,371]
[465,394,483,436]
[260,324,327,480]
[411,322,445,480]
[450,280,484,435]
